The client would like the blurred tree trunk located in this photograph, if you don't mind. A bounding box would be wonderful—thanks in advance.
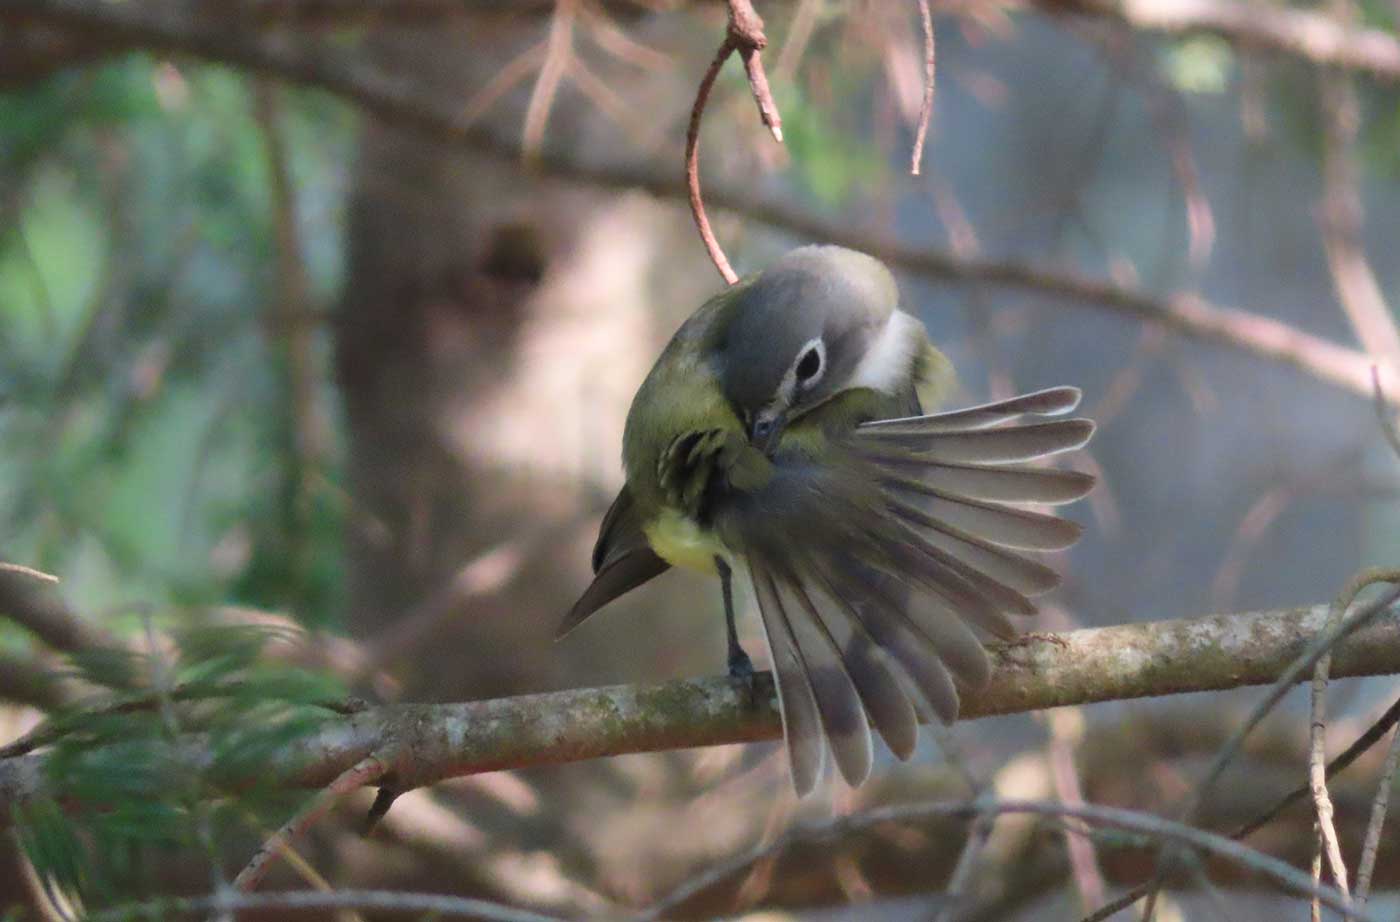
[322,14,753,910]
[336,21,584,698]
[331,10,723,704]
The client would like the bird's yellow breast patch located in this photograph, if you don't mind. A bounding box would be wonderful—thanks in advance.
[644,509,727,574]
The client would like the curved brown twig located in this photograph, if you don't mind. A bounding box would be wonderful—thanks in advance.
[686,35,740,284]
[686,0,784,285]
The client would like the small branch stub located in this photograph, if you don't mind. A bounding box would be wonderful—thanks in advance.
[728,0,783,143]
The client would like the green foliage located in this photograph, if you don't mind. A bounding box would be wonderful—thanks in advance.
[1161,36,1234,96]
[1250,60,1400,183]
[0,60,159,172]
[1357,0,1398,32]
[1,62,357,904]
[1361,90,1400,179]
[0,57,353,628]
[773,81,886,208]
[12,622,344,906]
[0,166,107,363]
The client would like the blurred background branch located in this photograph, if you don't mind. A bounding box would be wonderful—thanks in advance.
[2,0,1398,403]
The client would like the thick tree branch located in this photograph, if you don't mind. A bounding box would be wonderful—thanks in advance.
[11,0,1400,82]
[3,604,1398,811]
[0,652,70,711]
[1048,0,1400,83]
[3,0,1393,403]
[26,0,1400,85]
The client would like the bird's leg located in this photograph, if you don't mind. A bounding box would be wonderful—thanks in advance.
[715,556,753,680]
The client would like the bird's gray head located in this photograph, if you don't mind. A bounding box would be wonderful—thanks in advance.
[710,245,904,450]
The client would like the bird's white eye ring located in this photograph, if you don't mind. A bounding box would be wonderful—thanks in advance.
[794,338,825,385]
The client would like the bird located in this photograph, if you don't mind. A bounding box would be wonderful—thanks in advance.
[560,245,1095,795]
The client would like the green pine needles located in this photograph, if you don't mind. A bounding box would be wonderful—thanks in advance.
[8,621,348,910]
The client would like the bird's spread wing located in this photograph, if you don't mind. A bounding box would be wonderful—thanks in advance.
[721,386,1094,794]
[558,485,670,639]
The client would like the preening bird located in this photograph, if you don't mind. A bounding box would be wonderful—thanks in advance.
[561,245,1095,795]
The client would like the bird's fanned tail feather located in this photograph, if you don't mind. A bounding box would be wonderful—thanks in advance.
[886,486,1085,550]
[749,565,826,795]
[816,557,964,724]
[791,582,921,761]
[857,385,1085,434]
[859,385,1084,434]
[734,388,1095,792]
[875,463,1095,505]
[856,419,1094,464]
[883,503,1064,596]
[772,576,874,787]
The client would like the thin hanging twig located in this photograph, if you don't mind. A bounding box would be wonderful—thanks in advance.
[233,755,388,892]
[1106,578,1400,921]
[1304,361,1400,915]
[910,0,935,175]
[1310,836,1325,922]
[1080,692,1400,922]
[1087,367,1400,922]
[1307,594,1354,911]
[1353,721,1400,907]
[1373,365,1400,459]
[456,40,548,130]
[521,0,577,160]
[640,798,1375,922]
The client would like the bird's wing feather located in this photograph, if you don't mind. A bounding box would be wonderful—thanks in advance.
[718,388,1094,791]
[558,486,670,639]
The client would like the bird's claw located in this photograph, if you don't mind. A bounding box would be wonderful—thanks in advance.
[728,648,754,681]
[728,646,757,708]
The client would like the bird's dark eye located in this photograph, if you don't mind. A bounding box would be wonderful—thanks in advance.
[796,347,822,382]
[753,418,774,439]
